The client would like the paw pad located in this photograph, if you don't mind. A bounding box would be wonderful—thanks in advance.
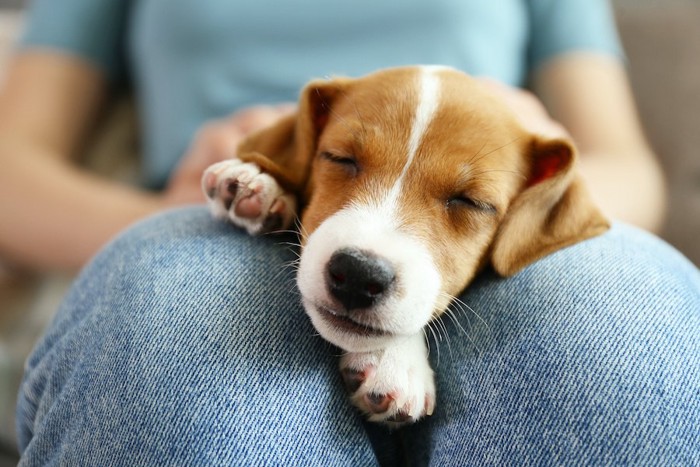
[202,159,297,235]
[339,337,436,426]
[365,392,393,413]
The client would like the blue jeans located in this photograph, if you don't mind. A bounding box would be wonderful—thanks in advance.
[16,207,700,466]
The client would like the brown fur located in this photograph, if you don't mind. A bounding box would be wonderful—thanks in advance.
[235,67,609,301]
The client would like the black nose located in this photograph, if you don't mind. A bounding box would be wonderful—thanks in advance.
[326,248,396,311]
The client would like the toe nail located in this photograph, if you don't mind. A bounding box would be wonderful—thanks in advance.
[341,368,365,393]
[225,179,239,196]
[365,393,392,413]
[425,397,434,416]
[262,213,283,232]
[387,410,412,423]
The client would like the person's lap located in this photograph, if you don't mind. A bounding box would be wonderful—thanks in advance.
[399,220,700,465]
[16,207,700,465]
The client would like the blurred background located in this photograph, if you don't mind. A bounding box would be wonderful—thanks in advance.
[614,0,700,267]
[0,0,698,464]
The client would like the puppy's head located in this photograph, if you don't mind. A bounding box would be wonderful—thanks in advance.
[237,66,609,352]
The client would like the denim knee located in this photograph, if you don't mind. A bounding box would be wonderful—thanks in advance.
[414,223,699,465]
[18,210,698,465]
[17,207,376,466]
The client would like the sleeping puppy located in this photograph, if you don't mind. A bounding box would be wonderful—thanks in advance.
[201,66,609,425]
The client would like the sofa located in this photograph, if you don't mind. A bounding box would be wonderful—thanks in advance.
[614,0,700,266]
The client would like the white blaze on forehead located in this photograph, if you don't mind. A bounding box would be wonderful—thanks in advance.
[296,66,447,350]
[406,67,442,172]
[386,67,442,206]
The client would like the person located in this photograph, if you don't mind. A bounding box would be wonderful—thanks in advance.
[2,0,698,465]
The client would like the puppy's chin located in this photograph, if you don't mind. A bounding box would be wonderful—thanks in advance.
[302,298,408,352]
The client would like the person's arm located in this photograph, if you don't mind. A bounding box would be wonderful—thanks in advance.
[0,52,297,272]
[531,54,666,233]
[0,52,166,271]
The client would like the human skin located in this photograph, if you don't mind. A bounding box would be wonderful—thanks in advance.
[0,51,665,272]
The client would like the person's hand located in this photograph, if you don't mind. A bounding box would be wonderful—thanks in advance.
[476,77,569,139]
[163,103,296,206]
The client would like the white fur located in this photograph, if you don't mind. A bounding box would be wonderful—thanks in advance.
[202,159,296,235]
[297,67,444,353]
[385,67,442,206]
[297,203,442,352]
[204,67,447,424]
[340,333,435,423]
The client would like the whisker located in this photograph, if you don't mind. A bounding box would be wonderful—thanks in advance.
[278,240,303,247]
[282,272,300,286]
[444,307,471,338]
[468,168,528,182]
[278,245,303,259]
[281,265,300,276]
[438,291,489,356]
[261,220,300,237]
[345,89,369,145]
[283,256,301,266]
[445,308,482,356]
[422,328,431,358]
[281,238,301,249]
[319,87,358,138]
[435,315,454,359]
[450,295,491,334]
[431,317,444,343]
[268,229,299,236]
[470,140,489,161]
[295,218,310,244]
[467,135,525,166]
[426,322,440,367]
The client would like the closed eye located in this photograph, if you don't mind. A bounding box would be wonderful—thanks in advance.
[446,195,497,214]
[319,151,360,176]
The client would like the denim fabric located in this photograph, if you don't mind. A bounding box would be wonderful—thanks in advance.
[16,207,700,466]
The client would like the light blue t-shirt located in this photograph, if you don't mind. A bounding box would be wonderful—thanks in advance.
[21,0,621,188]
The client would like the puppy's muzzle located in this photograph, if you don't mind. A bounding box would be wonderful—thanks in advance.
[326,248,396,311]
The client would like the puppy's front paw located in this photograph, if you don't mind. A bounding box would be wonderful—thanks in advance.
[202,159,297,235]
[340,335,435,427]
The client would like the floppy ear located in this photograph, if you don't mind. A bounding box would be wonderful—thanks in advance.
[235,78,349,201]
[490,137,610,276]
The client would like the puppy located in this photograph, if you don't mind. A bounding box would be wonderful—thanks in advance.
[201,66,609,425]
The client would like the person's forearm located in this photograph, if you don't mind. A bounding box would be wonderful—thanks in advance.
[0,143,165,271]
[577,149,667,233]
